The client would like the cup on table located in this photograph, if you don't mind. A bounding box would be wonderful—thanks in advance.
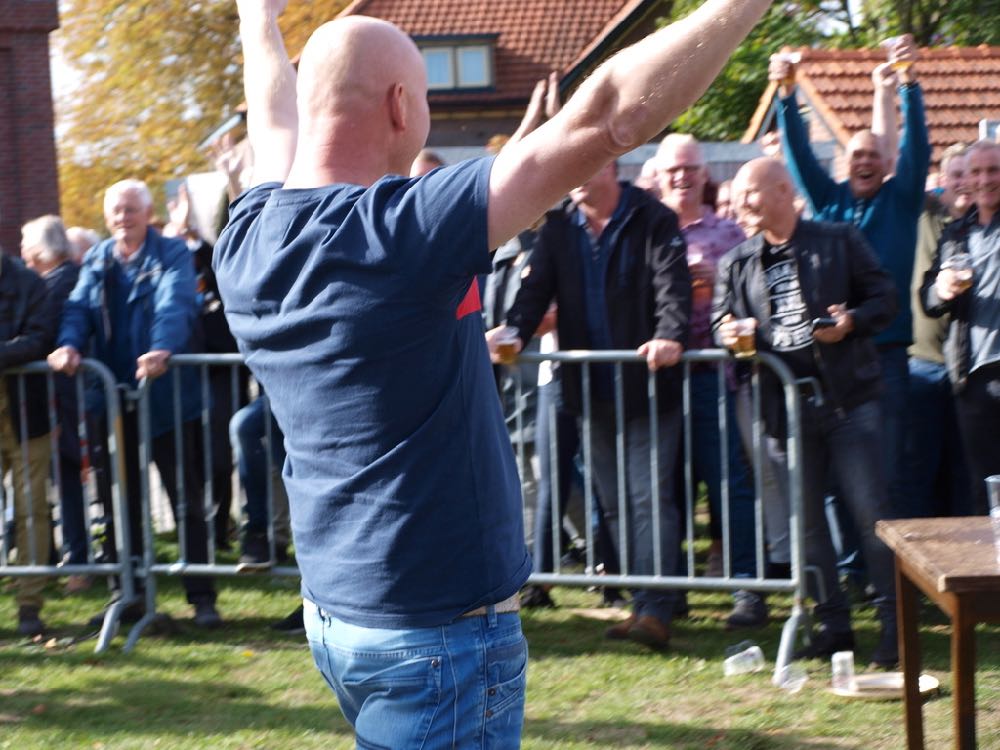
[987,476,1000,566]
[732,318,758,359]
[831,650,856,691]
[942,253,974,292]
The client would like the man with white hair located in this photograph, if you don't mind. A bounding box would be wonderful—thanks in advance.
[214,0,773,743]
[20,215,88,590]
[653,134,765,629]
[48,179,222,629]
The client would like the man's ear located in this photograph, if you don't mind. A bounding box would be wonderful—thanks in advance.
[387,82,407,132]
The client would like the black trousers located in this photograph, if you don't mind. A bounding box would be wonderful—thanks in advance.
[955,363,1000,516]
[91,399,215,604]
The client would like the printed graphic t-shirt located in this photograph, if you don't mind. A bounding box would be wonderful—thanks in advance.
[212,157,531,629]
[761,239,818,379]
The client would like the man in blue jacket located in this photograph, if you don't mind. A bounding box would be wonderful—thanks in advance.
[770,39,930,522]
[48,179,221,629]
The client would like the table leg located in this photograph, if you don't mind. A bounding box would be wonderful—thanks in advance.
[897,559,923,749]
[951,598,976,749]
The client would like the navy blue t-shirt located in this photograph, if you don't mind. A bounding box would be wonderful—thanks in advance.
[213,157,530,628]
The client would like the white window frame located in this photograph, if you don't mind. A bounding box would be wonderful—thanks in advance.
[420,42,493,91]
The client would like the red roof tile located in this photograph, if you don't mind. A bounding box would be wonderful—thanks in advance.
[746,46,1000,166]
[339,0,656,107]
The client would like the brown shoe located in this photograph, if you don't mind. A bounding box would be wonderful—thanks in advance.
[604,614,637,641]
[627,615,671,651]
[64,575,93,594]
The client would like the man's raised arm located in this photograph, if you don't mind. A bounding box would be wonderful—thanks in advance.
[237,0,297,187]
[487,0,773,249]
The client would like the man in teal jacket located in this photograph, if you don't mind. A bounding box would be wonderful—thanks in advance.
[770,41,930,530]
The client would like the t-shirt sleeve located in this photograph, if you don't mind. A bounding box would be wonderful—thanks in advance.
[376,156,495,285]
[212,183,281,276]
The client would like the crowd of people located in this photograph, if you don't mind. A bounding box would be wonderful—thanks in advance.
[2,0,1000,744]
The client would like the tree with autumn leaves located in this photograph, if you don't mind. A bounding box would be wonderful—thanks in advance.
[55,0,350,230]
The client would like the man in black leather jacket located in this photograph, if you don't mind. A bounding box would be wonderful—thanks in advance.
[711,158,900,667]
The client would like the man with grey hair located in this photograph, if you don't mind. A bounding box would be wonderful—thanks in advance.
[21,215,89,590]
[48,178,222,629]
[65,226,100,265]
[923,139,1000,514]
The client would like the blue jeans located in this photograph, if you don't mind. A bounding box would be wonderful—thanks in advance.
[770,400,895,633]
[304,599,527,749]
[588,404,681,623]
[901,357,971,517]
[688,370,759,578]
[826,345,908,581]
[229,398,286,535]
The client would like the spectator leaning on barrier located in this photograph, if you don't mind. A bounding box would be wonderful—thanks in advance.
[494,158,692,652]
[922,139,1000,515]
[654,133,766,629]
[770,36,930,521]
[0,246,57,636]
[902,143,973,517]
[20,215,90,593]
[713,158,900,667]
[47,178,222,630]
[212,0,772,742]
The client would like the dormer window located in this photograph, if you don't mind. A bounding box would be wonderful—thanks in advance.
[417,36,496,91]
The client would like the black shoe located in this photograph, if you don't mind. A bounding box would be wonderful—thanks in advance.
[87,598,145,629]
[193,601,223,629]
[237,532,272,572]
[794,626,855,660]
[602,588,629,608]
[726,591,769,630]
[519,585,555,609]
[17,606,45,637]
[869,626,899,668]
[270,605,305,634]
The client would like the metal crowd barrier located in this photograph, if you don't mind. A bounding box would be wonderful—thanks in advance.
[0,360,136,653]
[512,348,808,681]
[78,349,806,678]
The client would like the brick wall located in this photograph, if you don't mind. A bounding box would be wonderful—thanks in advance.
[0,1,60,255]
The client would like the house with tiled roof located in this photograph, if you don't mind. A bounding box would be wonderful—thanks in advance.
[743,46,1000,179]
[337,0,670,146]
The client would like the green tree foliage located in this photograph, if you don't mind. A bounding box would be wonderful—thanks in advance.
[663,0,1000,141]
[55,0,350,230]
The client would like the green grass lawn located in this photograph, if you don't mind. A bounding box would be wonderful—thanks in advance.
[2,568,998,749]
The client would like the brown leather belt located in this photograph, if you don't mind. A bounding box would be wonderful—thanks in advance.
[461,591,521,617]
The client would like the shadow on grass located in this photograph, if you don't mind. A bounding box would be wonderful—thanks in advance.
[523,717,849,749]
[0,678,350,738]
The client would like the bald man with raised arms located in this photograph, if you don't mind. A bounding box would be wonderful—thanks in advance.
[214,1,774,746]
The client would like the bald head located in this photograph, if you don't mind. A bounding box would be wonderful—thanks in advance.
[731,158,798,240]
[846,130,888,199]
[295,16,430,178]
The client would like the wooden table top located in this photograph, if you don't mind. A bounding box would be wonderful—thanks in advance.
[876,518,1000,594]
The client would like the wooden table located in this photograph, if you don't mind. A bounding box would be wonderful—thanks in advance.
[876,517,1000,749]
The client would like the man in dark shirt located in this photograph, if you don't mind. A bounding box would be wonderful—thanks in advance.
[495,161,690,651]
[712,158,900,667]
[214,0,773,744]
